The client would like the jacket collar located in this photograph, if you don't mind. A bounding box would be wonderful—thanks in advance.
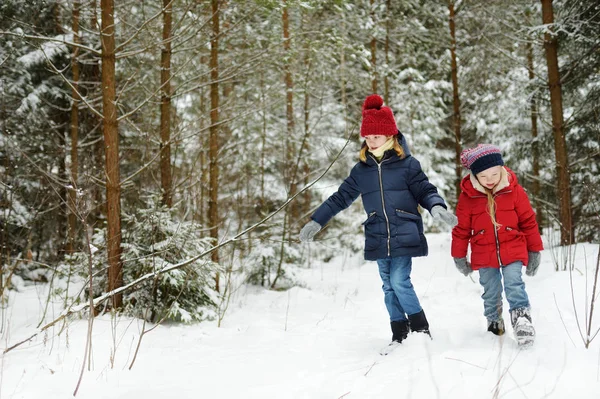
[364,131,411,166]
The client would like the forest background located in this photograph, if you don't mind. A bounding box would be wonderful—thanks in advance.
[0,0,599,330]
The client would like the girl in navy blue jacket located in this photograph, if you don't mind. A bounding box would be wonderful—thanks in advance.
[300,94,457,346]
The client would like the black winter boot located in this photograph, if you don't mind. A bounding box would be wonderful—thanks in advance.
[390,320,410,343]
[408,310,431,338]
[487,319,505,336]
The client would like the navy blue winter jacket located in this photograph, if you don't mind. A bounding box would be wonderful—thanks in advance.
[311,135,447,261]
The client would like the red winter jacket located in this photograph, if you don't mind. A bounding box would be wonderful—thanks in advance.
[451,167,543,270]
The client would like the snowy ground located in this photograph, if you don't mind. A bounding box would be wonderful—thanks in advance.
[2,233,600,398]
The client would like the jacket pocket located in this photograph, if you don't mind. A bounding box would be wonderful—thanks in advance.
[362,211,377,225]
[499,226,524,242]
[470,229,486,243]
[395,209,420,221]
[500,226,527,260]
[362,211,385,250]
[392,209,421,247]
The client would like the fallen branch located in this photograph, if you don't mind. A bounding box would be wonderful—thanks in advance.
[3,129,354,354]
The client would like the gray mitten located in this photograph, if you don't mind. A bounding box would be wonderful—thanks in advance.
[453,257,472,276]
[526,252,541,276]
[299,220,321,242]
[431,205,458,227]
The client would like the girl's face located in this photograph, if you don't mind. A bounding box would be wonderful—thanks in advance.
[476,166,503,189]
[364,135,389,150]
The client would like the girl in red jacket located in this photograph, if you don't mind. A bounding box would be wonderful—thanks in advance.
[451,144,543,347]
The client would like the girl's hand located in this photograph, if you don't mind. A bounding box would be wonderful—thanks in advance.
[526,252,541,276]
[431,205,458,227]
[453,257,472,276]
[299,220,321,242]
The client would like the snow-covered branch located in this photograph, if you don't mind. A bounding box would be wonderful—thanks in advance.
[0,31,100,55]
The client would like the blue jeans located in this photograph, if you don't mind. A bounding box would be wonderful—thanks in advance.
[377,256,422,322]
[478,261,530,321]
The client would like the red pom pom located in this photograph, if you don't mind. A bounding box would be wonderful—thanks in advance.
[363,94,383,111]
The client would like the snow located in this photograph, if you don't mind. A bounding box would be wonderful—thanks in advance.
[2,234,600,398]
[17,34,73,67]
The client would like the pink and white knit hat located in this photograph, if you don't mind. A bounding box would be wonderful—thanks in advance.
[460,144,504,175]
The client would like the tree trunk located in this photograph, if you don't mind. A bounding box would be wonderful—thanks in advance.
[87,0,104,230]
[0,81,8,294]
[282,1,297,220]
[301,11,312,216]
[209,0,221,291]
[101,0,123,308]
[448,0,462,200]
[370,0,377,93]
[384,0,391,103]
[540,0,573,245]
[197,57,207,228]
[339,6,348,125]
[526,39,543,227]
[260,71,267,214]
[160,0,173,208]
[67,0,81,255]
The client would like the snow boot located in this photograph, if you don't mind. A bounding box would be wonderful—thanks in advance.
[391,320,410,343]
[487,319,505,336]
[380,321,409,355]
[510,307,535,347]
[408,310,431,338]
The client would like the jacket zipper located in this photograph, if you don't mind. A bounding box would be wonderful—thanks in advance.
[490,191,511,266]
[493,224,502,266]
[371,155,392,256]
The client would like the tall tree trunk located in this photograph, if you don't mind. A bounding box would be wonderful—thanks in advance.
[339,6,348,125]
[67,0,81,255]
[282,1,297,219]
[53,0,68,259]
[0,81,8,295]
[526,39,543,227]
[160,0,173,208]
[370,0,377,93]
[209,0,221,291]
[197,56,207,229]
[101,0,123,308]
[540,0,573,245]
[448,0,462,200]
[88,0,103,230]
[259,71,267,215]
[384,0,391,103]
[301,11,312,217]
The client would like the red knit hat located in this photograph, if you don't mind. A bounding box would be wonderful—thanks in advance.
[360,94,398,137]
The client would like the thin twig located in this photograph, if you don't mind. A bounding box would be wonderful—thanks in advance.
[444,356,487,370]
[73,210,97,396]
[553,293,577,348]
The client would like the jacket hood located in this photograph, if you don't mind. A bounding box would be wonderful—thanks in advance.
[460,166,518,198]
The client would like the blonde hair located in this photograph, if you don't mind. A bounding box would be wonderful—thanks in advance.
[485,189,502,229]
[359,136,405,162]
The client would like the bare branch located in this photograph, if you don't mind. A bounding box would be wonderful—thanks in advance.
[40,46,104,119]
[115,0,176,53]
[0,31,101,55]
